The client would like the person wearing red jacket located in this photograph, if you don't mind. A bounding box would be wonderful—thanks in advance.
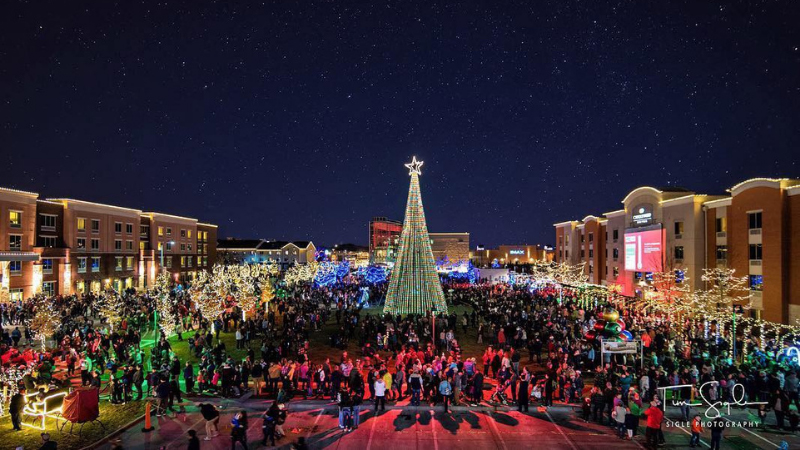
[643,401,664,448]
[690,414,703,447]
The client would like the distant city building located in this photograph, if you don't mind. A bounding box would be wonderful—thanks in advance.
[216,238,316,270]
[0,186,217,300]
[329,243,370,267]
[471,244,553,267]
[369,217,402,264]
[429,232,470,268]
[553,178,800,325]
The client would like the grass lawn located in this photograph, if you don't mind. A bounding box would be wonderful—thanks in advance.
[0,399,145,450]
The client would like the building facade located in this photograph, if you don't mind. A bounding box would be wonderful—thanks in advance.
[216,238,316,270]
[429,232,470,267]
[369,217,403,264]
[471,244,554,267]
[554,178,800,325]
[0,186,217,300]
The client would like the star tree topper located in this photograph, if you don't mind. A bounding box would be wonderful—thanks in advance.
[405,156,424,176]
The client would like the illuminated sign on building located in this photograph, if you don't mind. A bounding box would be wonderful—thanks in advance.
[632,206,653,225]
[509,250,524,255]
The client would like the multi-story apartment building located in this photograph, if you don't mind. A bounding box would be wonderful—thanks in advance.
[369,217,403,264]
[554,178,800,325]
[0,185,217,299]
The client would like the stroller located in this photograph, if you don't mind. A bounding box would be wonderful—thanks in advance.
[490,380,510,405]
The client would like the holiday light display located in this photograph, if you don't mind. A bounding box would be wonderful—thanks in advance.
[0,365,31,416]
[28,296,60,351]
[284,261,318,286]
[191,269,226,322]
[153,273,178,337]
[96,291,125,332]
[384,157,447,315]
[313,262,339,287]
[363,265,388,284]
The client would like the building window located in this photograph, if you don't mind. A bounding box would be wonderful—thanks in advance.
[203,256,208,266]
[197,256,202,266]
[674,246,684,260]
[78,257,87,273]
[165,258,172,268]
[40,214,56,231]
[115,240,122,250]
[126,223,133,234]
[613,267,619,278]
[91,238,100,250]
[748,212,762,230]
[181,256,186,267]
[91,219,100,233]
[115,222,122,233]
[40,235,56,248]
[77,217,86,232]
[180,229,186,238]
[580,249,585,258]
[9,235,21,251]
[158,226,164,237]
[77,238,86,249]
[187,244,192,252]
[612,248,619,260]
[187,230,192,239]
[91,257,100,272]
[158,242,163,252]
[716,245,727,260]
[139,241,146,251]
[674,221,684,235]
[588,249,594,258]
[180,243,186,251]
[588,233,593,243]
[166,242,173,251]
[588,265,593,274]
[166,227,172,236]
[749,275,763,291]
[141,224,150,236]
[749,243,762,261]
[715,217,727,233]
[9,288,23,301]
[42,281,55,296]
[580,234,585,244]
[187,257,192,268]
[9,261,21,275]
[565,250,569,258]
[9,210,22,228]
[42,259,53,274]
[126,241,133,250]
[613,229,619,241]
[115,257,123,271]
[126,256,134,269]
[675,270,685,283]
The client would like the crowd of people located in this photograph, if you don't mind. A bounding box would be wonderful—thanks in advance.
[2,272,800,449]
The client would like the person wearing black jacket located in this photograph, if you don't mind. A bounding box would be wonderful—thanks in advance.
[9,389,25,431]
[590,387,606,424]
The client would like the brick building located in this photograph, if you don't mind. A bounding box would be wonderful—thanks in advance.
[0,186,217,299]
[554,178,800,325]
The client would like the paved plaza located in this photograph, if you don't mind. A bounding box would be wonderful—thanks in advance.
[92,397,799,450]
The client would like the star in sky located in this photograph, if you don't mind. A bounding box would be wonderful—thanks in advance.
[405,156,424,176]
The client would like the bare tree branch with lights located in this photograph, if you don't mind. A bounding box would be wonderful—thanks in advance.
[28,295,61,351]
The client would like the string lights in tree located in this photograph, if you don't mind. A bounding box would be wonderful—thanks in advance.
[154,272,177,337]
[96,291,125,332]
[285,261,318,286]
[191,269,225,323]
[384,157,447,315]
[28,296,60,351]
[0,365,32,416]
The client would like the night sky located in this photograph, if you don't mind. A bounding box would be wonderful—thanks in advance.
[2,1,798,248]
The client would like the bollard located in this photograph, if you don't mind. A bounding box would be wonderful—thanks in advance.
[142,402,155,432]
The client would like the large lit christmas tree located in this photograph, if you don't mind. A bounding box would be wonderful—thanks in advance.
[384,156,448,315]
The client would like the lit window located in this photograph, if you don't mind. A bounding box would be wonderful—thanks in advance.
[9,261,21,274]
[77,218,86,232]
[166,227,172,236]
[674,221,684,235]
[42,259,53,274]
[9,235,21,251]
[78,257,87,273]
[77,238,86,249]
[158,226,164,237]
[91,257,100,272]
[9,211,21,228]
[140,241,146,251]
[115,256,123,271]
[126,256,134,269]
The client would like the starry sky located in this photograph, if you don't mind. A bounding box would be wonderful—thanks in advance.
[1,1,798,248]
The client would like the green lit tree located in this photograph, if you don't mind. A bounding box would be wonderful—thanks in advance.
[384,157,448,315]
